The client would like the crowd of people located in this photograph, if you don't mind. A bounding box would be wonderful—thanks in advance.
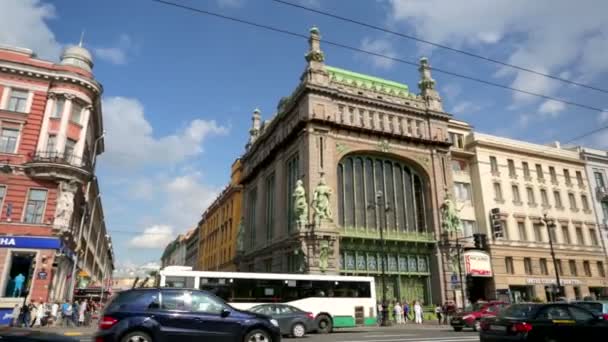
[9,299,100,328]
[377,300,457,325]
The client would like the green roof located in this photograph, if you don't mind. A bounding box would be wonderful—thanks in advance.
[325,65,411,98]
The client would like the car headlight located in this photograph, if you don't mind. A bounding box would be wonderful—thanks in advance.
[270,319,279,327]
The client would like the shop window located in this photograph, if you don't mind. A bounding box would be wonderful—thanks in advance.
[3,251,36,298]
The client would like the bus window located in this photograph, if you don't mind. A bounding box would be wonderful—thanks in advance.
[165,276,194,288]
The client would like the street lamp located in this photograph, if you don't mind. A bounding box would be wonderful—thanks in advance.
[369,191,391,326]
[439,231,466,310]
[542,213,561,300]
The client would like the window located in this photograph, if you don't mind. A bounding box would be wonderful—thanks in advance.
[537,306,571,320]
[490,156,498,173]
[505,257,514,274]
[589,228,598,246]
[554,191,563,208]
[0,128,19,153]
[7,89,28,112]
[535,164,543,180]
[51,98,64,118]
[106,290,160,312]
[564,169,572,185]
[598,262,605,277]
[522,162,530,178]
[160,290,188,311]
[581,195,590,211]
[569,260,577,276]
[415,120,423,136]
[561,226,570,244]
[556,259,563,275]
[265,173,275,242]
[603,202,608,222]
[583,261,592,277]
[449,132,464,149]
[64,139,76,158]
[540,189,549,206]
[595,171,606,189]
[518,222,527,241]
[526,187,536,205]
[286,154,299,232]
[568,193,577,210]
[540,258,548,275]
[570,306,594,321]
[454,182,472,201]
[451,159,466,172]
[0,186,5,217]
[23,189,48,224]
[493,183,503,202]
[508,159,516,177]
[462,220,476,237]
[549,226,557,243]
[549,166,557,183]
[533,224,543,242]
[524,258,533,275]
[247,187,258,248]
[512,185,521,203]
[190,291,226,314]
[70,102,83,124]
[576,171,584,187]
[46,135,56,152]
[576,227,585,245]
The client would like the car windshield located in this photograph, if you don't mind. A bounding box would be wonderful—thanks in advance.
[464,302,485,312]
[498,304,537,319]
[573,302,603,314]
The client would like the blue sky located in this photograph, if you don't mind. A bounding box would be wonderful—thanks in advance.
[1,0,607,275]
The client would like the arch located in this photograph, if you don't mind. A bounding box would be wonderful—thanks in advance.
[337,152,432,233]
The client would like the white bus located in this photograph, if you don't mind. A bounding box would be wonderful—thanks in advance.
[158,266,377,332]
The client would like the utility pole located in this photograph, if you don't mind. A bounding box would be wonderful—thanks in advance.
[372,191,391,326]
[543,213,561,299]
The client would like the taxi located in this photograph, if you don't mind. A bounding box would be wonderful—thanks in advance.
[479,303,608,341]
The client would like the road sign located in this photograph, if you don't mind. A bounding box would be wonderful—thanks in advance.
[451,273,459,285]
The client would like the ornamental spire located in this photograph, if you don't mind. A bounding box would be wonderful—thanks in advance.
[246,108,262,150]
[305,26,325,68]
[418,57,443,112]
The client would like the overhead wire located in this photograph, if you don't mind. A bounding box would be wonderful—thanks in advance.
[271,0,608,94]
[148,0,607,113]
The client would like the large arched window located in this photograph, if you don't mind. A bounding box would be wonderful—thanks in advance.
[337,155,427,232]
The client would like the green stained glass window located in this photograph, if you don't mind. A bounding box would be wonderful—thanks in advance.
[418,257,428,273]
[346,253,355,270]
[367,254,377,271]
[398,255,408,272]
[388,255,397,272]
[356,253,366,270]
[408,256,417,272]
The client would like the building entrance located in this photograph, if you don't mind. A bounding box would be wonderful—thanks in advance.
[3,251,36,298]
[509,285,534,303]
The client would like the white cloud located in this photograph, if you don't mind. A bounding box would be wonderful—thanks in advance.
[538,100,565,116]
[100,97,228,169]
[451,101,481,115]
[441,83,462,101]
[129,225,175,248]
[113,260,161,277]
[217,0,244,8]
[94,34,133,65]
[163,171,219,230]
[0,0,61,60]
[360,37,397,70]
[386,0,608,103]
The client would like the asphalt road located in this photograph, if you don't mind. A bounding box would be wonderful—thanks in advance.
[70,326,480,342]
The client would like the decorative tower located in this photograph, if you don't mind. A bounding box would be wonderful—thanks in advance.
[302,26,329,85]
[418,57,443,112]
[246,108,262,149]
[59,39,94,73]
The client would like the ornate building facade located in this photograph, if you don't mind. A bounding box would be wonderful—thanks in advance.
[0,43,112,316]
[237,28,455,304]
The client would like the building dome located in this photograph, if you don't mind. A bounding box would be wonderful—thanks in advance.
[60,45,93,72]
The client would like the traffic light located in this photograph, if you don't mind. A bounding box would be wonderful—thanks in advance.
[490,208,503,239]
[474,233,488,250]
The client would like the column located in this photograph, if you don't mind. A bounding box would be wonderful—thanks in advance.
[56,95,74,154]
[74,105,91,165]
[36,93,56,151]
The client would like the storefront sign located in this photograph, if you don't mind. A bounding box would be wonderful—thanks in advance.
[464,250,493,277]
[526,278,581,285]
[0,236,61,249]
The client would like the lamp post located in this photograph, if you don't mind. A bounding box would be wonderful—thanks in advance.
[439,232,467,309]
[370,191,391,326]
[542,213,560,300]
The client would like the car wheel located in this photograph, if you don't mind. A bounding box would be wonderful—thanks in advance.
[473,320,481,332]
[453,327,463,332]
[316,315,333,334]
[245,329,272,342]
[291,323,306,338]
[121,331,152,342]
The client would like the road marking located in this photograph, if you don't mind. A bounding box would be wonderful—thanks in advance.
[363,334,416,338]
[338,337,478,342]
[63,332,83,336]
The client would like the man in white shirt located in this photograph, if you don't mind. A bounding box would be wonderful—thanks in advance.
[51,302,59,326]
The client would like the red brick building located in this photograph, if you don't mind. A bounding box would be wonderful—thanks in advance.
[0,44,112,318]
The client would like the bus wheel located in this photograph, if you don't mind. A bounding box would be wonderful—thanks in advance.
[316,315,332,334]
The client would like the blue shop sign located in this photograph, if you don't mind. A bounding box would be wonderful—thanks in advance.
[0,236,61,249]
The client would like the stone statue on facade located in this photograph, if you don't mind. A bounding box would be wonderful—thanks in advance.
[293,179,308,229]
[312,176,332,226]
[293,247,307,273]
[440,193,462,233]
[319,240,330,272]
[236,218,245,253]
[54,181,78,229]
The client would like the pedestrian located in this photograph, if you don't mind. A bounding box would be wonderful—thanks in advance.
[78,299,87,326]
[50,301,59,326]
[414,300,423,324]
[72,301,79,326]
[394,302,403,324]
[62,300,73,327]
[376,302,383,324]
[34,301,45,327]
[21,303,30,327]
[403,301,410,322]
[10,304,20,327]
[29,302,38,327]
[435,304,443,324]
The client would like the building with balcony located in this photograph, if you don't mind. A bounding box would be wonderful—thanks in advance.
[0,44,112,312]
[464,134,607,302]
[198,159,242,271]
[237,27,454,305]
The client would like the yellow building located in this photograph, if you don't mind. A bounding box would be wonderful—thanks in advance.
[198,159,243,271]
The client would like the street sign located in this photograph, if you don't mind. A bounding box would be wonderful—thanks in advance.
[451,273,459,285]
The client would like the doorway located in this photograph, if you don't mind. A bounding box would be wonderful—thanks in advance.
[4,251,36,298]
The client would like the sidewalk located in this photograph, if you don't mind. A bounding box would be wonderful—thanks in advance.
[28,325,97,337]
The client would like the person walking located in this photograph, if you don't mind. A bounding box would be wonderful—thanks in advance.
[78,299,87,326]
[394,302,403,324]
[72,301,79,326]
[435,304,443,324]
[414,301,423,324]
[50,301,59,326]
[62,301,73,327]
[376,302,383,325]
[10,304,20,327]
[29,302,38,327]
[403,302,410,322]
[21,303,30,328]
[34,302,45,327]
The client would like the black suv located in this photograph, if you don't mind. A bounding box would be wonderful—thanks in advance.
[95,288,281,342]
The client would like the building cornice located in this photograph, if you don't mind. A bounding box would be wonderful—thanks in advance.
[468,138,584,165]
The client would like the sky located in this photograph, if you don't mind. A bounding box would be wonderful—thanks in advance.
[1,0,607,276]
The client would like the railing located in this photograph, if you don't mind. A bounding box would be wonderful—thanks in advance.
[29,150,91,170]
